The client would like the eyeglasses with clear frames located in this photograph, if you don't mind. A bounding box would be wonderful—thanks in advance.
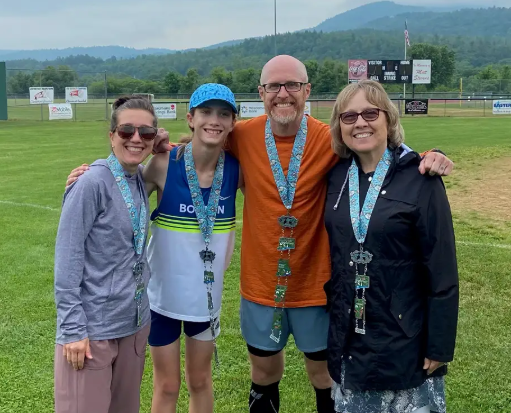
[261,82,306,93]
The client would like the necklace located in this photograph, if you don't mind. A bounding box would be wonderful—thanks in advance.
[264,116,308,343]
[106,153,147,328]
[348,148,392,334]
[184,142,225,365]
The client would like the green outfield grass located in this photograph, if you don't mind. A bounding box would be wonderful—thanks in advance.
[0,118,510,412]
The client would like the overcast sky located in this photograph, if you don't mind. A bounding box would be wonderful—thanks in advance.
[0,0,508,51]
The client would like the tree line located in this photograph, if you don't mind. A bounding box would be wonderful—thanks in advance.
[6,29,511,80]
[6,43,511,96]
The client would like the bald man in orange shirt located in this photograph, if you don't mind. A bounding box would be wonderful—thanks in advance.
[68,55,453,413]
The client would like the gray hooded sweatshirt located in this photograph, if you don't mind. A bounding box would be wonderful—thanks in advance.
[54,159,150,345]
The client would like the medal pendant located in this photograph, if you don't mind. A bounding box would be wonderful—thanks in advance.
[136,304,142,327]
[274,285,287,303]
[355,275,370,289]
[270,332,281,343]
[276,259,291,277]
[207,292,214,311]
[270,311,283,343]
[204,271,215,284]
[355,327,366,335]
[132,262,144,277]
[354,298,365,320]
[272,311,283,330]
[134,283,145,302]
[278,215,298,229]
[277,237,296,251]
[199,249,216,263]
[350,249,373,265]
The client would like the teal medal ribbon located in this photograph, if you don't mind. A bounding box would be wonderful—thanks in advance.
[106,153,147,327]
[348,148,392,334]
[184,142,225,366]
[264,116,308,343]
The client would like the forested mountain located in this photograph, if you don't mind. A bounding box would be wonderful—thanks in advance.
[6,30,511,80]
[364,7,511,37]
[311,1,427,32]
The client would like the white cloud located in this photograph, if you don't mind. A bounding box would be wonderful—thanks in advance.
[0,0,508,50]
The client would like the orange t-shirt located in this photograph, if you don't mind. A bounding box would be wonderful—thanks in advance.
[228,115,339,307]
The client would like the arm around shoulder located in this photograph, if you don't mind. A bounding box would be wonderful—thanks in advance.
[143,152,170,196]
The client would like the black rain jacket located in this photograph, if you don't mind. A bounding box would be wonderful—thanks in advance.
[323,147,459,391]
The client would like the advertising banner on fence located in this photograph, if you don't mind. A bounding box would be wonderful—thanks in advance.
[239,102,311,118]
[348,60,368,83]
[492,100,511,115]
[30,87,54,104]
[153,103,177,119]
[49,103,73,120]
[65,87,88,103]
[412,60,432,84]
[405,99,429,114]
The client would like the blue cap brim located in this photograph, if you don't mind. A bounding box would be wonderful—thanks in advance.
[195,99,238,114]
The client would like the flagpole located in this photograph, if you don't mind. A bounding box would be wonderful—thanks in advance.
[403,26,407,101]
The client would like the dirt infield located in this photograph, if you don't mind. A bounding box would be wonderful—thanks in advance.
[447,157,511,221]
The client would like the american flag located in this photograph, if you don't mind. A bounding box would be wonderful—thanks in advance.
[404,20,411,47]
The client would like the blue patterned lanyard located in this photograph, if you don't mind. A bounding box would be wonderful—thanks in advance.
[348,147,392,335]
[106,153,146,255]
[106,153,147,327]
[184,142,225,366]
[265,115,308,344]
[184,142,225,246]
[348,148,392,244]
[265,115,307,210]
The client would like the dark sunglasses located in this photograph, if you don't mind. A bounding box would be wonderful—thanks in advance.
[114,124,158,140]
[340,108,382,124]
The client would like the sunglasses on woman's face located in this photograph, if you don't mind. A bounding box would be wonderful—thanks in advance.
[114,124,158,141]
[340,108,382,124]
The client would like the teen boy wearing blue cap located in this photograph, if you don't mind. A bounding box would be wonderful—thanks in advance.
[142,83,243,413]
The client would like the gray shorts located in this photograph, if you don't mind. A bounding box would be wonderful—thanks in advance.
[240,297,329,353]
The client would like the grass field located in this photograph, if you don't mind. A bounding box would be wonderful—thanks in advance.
[1,117,511,413]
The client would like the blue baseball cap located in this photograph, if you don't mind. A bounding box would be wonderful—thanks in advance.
[189,83,238,114]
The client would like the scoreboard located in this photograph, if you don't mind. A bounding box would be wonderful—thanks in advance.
[367,60,413,84]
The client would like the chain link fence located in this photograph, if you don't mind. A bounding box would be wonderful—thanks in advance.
[5,67,511,121]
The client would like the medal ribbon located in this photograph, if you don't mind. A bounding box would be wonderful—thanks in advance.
[348,147,392,244]
[348,147,392,334]
[107,153,147,255]
[184,142,225,245]
[184,142,225,365]
[266,116,307,210]
[107,153,147,327]
[264,116,307,343]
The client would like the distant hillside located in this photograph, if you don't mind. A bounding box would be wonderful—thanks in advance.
[0,46,177,62]
[364,7,511,37]
[311,1,429,32]
[310,1,484,33]
[6,30,511,80]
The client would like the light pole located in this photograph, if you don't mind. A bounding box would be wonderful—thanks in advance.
[274,0,277,56]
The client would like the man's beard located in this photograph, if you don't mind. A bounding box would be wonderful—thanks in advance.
[269,106,300,125]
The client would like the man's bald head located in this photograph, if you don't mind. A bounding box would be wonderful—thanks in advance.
[260,55,308,85]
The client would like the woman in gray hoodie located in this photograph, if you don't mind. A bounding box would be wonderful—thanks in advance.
[53,96,157,413]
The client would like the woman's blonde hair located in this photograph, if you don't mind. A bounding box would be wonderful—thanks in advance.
[329,80,405,158]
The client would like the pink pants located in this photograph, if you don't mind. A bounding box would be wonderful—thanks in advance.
[54,324,150,413]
